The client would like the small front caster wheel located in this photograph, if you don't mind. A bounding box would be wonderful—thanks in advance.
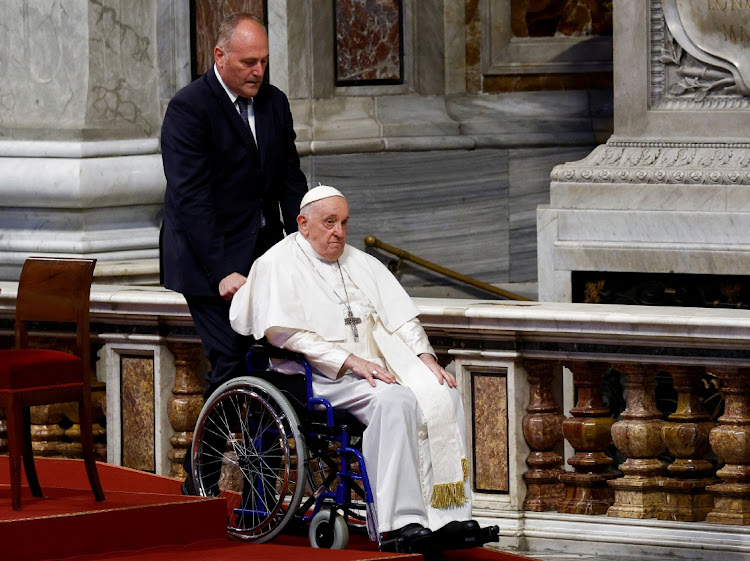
[309,510,349,549]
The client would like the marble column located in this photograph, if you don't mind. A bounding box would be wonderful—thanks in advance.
[0,1,179,282]
[658,365,716,522]
[558,361,617,515]
[706,366,750,525]
[522,359,565,511]
[607,363,666,519]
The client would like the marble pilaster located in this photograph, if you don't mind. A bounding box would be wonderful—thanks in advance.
[100,336,177,476]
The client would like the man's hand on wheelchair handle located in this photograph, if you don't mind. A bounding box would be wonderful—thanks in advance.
[344,354,396,387]
[219,272,247,301]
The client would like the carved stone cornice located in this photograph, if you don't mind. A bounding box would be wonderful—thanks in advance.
[551,142,750,186]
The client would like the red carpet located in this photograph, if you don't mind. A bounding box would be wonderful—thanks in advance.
[0,457,536,561]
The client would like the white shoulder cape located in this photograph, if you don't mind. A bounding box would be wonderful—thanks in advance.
[230,233,420,339]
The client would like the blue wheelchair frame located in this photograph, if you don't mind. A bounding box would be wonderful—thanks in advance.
[243,345,380,546]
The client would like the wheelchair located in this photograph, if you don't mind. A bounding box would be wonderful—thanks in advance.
[189,344,500,553]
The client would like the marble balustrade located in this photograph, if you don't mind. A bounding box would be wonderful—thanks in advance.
[1,282,750,558]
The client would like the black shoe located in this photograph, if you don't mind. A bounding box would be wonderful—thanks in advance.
[433,519,481,546]
[381,523,433,552]
[181,478,197,496]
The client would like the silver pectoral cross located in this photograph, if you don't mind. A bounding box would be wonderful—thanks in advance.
[344,307,362,342]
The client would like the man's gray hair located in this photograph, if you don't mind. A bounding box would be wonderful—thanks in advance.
[216,13,266,53]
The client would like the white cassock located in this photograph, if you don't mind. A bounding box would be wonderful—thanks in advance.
[230,232,472,533]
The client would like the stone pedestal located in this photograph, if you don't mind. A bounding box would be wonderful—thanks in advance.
[537,0,750,302]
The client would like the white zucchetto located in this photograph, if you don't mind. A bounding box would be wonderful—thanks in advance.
[300,185,346,210]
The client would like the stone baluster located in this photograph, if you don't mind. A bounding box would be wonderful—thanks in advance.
[167,341,205,478]
[558,361,617,515]
[658,365,716,521]
[607,362,666,518]
[706,366,750,524]
[30,404,67,456]
[522,359,565,511]
[27,335,70,457]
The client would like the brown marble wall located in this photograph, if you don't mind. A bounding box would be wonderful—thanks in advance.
[472,372,509,492]
[194,0,265,77]
[467,0,613,92]
[121,355,155,472]
[511,0,613,37]
[335,0,402,84]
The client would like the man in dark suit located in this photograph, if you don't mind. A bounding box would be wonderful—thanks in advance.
[160,13,307,492]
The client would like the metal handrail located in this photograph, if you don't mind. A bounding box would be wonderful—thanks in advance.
[364,235,533,301]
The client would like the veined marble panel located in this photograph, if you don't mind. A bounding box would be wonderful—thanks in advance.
[472,372,509,493]
[335,0,401,84]
[121,355,155,472]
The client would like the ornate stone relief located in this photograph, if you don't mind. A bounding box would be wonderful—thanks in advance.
[653,0,750,108]
[551,142,750,185]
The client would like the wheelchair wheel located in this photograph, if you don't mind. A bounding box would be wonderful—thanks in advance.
[191,376,307,542]
[309,509,349,549]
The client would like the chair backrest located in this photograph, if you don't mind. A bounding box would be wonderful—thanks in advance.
[15,257,97,364]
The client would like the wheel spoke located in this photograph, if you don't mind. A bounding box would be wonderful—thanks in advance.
[192,380,307,542]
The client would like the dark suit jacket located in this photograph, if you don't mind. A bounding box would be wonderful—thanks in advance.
[160,69,307,296]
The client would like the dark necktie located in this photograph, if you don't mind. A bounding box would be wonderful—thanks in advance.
[237,96,263,227]
[237,96,257,145]
[237,96,251,128]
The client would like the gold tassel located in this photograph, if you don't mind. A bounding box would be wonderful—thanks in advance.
[462,457,468,481]
[431,480,468,508]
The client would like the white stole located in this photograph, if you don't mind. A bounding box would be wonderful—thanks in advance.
[372,318,467,508]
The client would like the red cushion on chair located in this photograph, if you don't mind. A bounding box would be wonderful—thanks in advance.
[0,349,83,390]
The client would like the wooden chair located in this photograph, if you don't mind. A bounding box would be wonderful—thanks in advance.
[0,257,105,510]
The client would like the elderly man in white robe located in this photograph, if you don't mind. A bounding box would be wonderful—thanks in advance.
[229,185,483,551]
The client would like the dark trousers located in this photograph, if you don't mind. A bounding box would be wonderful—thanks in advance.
[182,294,257,493]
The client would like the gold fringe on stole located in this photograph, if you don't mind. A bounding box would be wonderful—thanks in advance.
[432,458,469,508]
[431,480,468,508]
